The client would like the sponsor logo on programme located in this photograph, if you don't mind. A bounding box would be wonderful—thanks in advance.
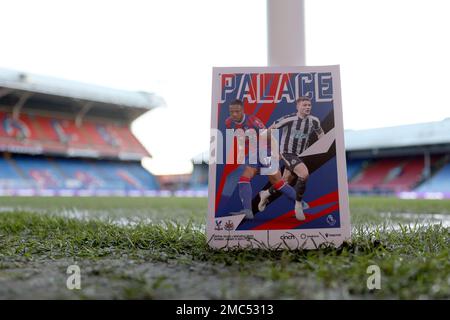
[280,232,300,249]
[224,220,234,231]
[280,233,296,240]
[215,220,223,231]
[325,233,341,238]
[326,214,337,226]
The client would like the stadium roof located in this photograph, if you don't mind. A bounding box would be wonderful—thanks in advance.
[0,68,164,122]
[345,118,450,151]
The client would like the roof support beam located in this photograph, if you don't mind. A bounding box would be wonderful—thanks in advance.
[12,92,32,119]
[423,151,431,179]
[75,101,94,127]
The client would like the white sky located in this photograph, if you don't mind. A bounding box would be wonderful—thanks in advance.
[1,0,449,175]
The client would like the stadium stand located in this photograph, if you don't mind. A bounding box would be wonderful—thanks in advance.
[12,154,64,189]
[346,121,450,197]
[378,158,425,192]
[349,158,405,192]
[0,68,163,196]
[349,156,438,193]
[0,111,150,157]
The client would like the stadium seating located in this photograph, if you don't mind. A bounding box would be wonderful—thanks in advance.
[0,113,39,140]
[0,156,31,189]
[117,162,159,188]
[348,156,446,193]
[0,111,149,158]
[108,125,149,155]
[52,157,159,190]
[13,155,64,189]
[51,157,106,189]
[346,159,365,181]
[0,154,159,192]
[87,160,159,190]
[349,158,404,192]
[415,163,450,192]
[53,119,91,147]
[377,158,425,192]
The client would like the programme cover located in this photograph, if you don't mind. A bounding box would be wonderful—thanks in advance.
[207,66,350,250]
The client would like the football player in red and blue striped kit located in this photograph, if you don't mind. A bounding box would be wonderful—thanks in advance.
[225,99,297,220]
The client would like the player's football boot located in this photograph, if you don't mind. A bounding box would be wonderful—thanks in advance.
[258,190,271,212]
[295,201,306,221]
[302,201,309,210]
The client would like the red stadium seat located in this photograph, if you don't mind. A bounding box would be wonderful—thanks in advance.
[0,111,40,140]
[377,158,424,192]
[349,158,404,192]
[108,125,149,155]
[0,111,149,158]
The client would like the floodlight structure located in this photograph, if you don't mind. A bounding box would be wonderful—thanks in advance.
[267,0,305,66]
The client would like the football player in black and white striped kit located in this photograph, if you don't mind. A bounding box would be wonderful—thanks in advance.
[258,96,324,220]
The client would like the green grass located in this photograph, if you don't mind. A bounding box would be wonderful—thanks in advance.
[0,196,448,299]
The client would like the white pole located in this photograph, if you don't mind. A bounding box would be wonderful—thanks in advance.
[267,0,305,66]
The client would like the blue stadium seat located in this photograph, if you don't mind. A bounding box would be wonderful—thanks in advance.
[93,161,159,190]
[53,158,159,191]
[53,158,113,189]
[0,157,32,189]
[0,154,160,192]
[346,159,365,181]
[13,155,64,189]
[415,163,450,192]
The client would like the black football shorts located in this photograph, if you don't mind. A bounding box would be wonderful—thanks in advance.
[281,153,303,172]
